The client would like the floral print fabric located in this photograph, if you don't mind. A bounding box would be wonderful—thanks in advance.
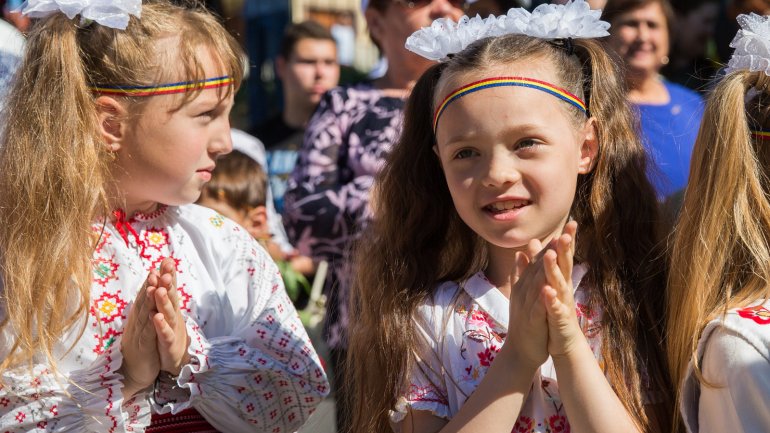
[0,204,328,432]
[283,83,406,349]
[391,265,603,432]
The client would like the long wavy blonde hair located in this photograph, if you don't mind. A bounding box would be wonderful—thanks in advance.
[348,34,672,433]
[0,0,242,373]
[667,70,770,432]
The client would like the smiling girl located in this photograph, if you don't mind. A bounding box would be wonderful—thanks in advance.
[347,2,673,432]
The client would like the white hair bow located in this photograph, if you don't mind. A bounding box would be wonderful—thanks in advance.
[727,13,770,76]
[405,0,609,62]
[21,0,141,30]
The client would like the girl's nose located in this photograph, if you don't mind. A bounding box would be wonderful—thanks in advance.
[210,121,233,157]
[482,153,520,188]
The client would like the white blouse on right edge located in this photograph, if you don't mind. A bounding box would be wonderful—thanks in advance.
[681,300,770,433]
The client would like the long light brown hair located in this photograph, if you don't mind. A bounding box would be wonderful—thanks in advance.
[348,34,672,433]
[667,70,770,433]
[0,0,242,373]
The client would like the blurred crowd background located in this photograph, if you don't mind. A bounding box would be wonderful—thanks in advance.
[1,1,767,431]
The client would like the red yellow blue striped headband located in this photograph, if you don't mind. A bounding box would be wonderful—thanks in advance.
[752,130,770,141]
[433,76,587,132]
[90,75,234,97]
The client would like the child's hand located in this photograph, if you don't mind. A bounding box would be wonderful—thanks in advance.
[150,257,191,376]
[541,221,584,359]
[504,239,550,369]
[120,269,161,397]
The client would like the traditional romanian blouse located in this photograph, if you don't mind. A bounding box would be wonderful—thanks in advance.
[680,300,770,433]
[0,204,329,432]
[390,265,602,433]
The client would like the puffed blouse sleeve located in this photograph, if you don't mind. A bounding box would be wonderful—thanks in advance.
[391,288,454,429]
[0,318,150,432]
[150,215,329,433]
[682,326,770,432]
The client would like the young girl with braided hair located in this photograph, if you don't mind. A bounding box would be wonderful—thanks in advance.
[0,1,327,431]
[668,13,770,433]
[347,1,673,432]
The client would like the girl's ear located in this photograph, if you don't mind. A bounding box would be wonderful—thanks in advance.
[364,7,386,47]
[433,144,444,169]
[95,96,128,152]
[578,117,599,174]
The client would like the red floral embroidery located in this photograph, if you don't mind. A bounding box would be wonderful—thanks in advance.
[407,384,449,406]
[512,415,534,433]
[90,292,127,323]
[93,228,112,253]
[92,256,120,287]
[476,345,498,367]
[548,414,570,432]
[177,283,192,313]
[93,328,122,355]
[737,305,770,325]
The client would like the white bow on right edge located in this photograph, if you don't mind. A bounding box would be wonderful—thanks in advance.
[727,13,770,76]
[21,0,141,30]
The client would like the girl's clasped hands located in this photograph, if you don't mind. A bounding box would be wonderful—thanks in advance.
[506,221,583,371]
[120,257,190,396]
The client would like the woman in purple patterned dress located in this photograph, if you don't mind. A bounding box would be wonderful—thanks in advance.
[282,0,467,429]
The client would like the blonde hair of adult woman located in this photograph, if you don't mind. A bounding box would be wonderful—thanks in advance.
[0,0,242,374]
[667,69,770,432]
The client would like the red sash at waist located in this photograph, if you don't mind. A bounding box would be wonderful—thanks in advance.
[147,408,220,433]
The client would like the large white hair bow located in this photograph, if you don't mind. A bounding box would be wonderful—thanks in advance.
[406,0,609,61]
[727,13,770,76]
[21,0,141,30]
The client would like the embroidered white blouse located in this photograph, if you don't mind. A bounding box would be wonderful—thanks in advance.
[390,265,601,433]
[680,300,770,433]
[0,204,329,433]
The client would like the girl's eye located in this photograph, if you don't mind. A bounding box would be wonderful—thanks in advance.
[515,139,539,150]
[198,110,216,118]
[454,149,477,159]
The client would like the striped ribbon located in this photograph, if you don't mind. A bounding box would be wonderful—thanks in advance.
[433,76,587,132]
[751,129,770,141]
[91,76,233,97]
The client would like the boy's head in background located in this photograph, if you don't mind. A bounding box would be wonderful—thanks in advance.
[277,21,340,119]
[198,150,270,241]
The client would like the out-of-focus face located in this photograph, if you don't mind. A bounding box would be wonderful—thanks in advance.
[730,0,770,18]
[366,0,465,74]
[675,2,718,58]
[605,2,669,78]
[278,38,340,109]
[553,0,606,8]
[466,0,504,17]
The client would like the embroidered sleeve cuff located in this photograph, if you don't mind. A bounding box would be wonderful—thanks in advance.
[65,334,151,432]
[150,316,208,414]
[390,386,451,424]
[152,316,329,432]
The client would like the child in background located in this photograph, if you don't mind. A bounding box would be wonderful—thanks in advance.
[348,2,672,432]
[668,13,770,433]
[197,150,312,304]
[0,1,327,432]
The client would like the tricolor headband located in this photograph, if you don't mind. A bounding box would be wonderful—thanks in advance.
[752,129,770,141]
[433,76,587,132]
[91,75,234,97]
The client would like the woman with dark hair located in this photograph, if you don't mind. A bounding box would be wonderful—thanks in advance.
[603,0,705,199]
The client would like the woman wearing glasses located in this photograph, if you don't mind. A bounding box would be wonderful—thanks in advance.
[281,0,466,431]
